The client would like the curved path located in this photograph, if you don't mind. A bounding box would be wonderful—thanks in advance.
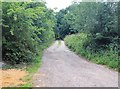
[33,41,118,87]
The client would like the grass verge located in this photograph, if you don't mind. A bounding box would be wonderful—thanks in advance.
[2,40,54,88]
[64,34,118,71]
[21,40,54,87]
[21,52,42,87]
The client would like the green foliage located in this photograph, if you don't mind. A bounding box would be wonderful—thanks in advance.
[56,2,118,69]
[2,1,119,70]
[56,2,118,40]
[2,2,56,64]
[118,1,120,71]
[65,34,118,69]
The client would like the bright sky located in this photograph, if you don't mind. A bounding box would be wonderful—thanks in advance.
[45,0,81,12]
[44,0,119,12]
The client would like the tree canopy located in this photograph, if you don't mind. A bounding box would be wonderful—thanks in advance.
[56,2,118,51]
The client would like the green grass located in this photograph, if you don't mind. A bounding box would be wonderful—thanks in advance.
[21,52,42,87]
[58,40,61,46]
[26,53,42,73]
[64,33,118,70]
[2,39,54,88]
[21,40,54,87]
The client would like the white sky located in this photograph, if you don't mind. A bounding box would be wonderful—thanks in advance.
[45,0,81,12]
[44,0,119,12]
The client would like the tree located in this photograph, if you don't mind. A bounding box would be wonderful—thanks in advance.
[2,2,56,64]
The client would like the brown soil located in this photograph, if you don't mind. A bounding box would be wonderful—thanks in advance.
[0,69,27,87]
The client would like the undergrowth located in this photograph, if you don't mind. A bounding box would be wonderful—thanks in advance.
[64,33,118,70]
[2,40,54,88]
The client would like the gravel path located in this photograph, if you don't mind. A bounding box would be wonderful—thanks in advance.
[33,41,118,87]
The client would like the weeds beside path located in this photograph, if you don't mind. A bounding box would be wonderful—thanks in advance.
[1,41,54,88]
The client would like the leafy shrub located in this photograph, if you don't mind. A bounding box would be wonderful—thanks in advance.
[2,2,56,65]
[64,33,118,69]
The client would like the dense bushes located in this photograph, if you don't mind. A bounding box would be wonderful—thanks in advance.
[2,2,56,64]
[65,34,118,69]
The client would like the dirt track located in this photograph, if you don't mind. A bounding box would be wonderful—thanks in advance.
[33,41,118,87]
